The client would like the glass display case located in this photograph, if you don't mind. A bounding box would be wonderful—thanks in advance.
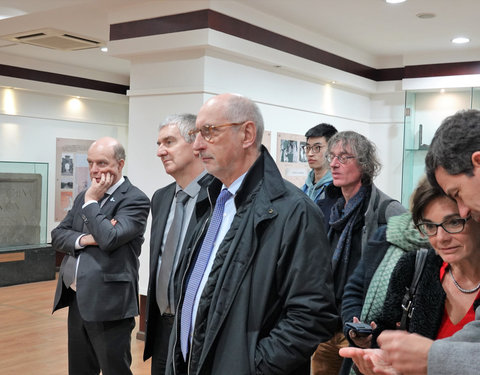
[401,88,479,205]
[0,161,48,249]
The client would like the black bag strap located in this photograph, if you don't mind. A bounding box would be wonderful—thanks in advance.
[399,248,429,331]
[377,199,395,226]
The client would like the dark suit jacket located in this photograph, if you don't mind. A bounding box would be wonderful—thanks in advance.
[143,173,213,361]
[52,176,150,322]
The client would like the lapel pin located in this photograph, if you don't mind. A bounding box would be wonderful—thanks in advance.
[110,197,115,202]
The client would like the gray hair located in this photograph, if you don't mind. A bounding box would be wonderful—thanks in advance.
[327,130,381,185]
[426,109,480,189]
[159,113,197,143]
[224,95,264,149]
[113,143,126,162]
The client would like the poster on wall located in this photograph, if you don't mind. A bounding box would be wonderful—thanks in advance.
[276,132,309,188]
[55,138,94,221]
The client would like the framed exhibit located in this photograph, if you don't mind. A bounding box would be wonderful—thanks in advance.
[55,138,94,221]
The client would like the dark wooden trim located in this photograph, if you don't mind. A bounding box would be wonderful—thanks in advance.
[110,9,480,82]
[110,9,210,41]
[0,64,129,95]
[404,61,480,79]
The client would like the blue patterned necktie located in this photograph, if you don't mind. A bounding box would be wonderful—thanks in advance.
[180,188,232,360]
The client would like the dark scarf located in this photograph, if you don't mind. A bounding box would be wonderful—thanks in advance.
[329,185,368,275]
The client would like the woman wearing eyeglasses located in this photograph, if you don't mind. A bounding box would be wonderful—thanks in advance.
[371,176,480,347]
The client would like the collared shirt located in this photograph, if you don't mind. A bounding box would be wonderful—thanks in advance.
[156,171,207,313]
[190,172,247,334]
[71,176,125,290]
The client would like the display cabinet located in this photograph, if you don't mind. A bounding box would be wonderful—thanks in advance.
[401,88,480,205]
[0,161,53,286]
[0,161,49,248]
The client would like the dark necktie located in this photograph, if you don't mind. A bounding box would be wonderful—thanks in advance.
[180,188,232,360]
[98,192,110,207]
[157,190,190,314]
[62,254,77,288]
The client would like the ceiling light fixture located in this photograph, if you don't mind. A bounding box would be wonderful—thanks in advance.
[385,0,407,4]
[100,46,108,52]
[452,37,470,44]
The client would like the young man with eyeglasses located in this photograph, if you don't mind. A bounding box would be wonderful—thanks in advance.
[313,131,405,375]
[165,93,338,375]
[301,123,338,203]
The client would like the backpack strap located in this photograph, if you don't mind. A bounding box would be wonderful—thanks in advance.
[377,199,396,226]
[399,248,429,331]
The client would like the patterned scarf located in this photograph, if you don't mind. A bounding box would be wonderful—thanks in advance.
[360,212,430,323]
[329,185,368,281]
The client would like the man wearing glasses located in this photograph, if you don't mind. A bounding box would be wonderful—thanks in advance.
[301,123,338,203]
[314,131,405,375]
[342,110,480,375]
[165,93,338,375]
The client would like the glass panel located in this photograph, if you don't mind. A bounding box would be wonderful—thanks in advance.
[402,88,473,205]
[0,161,48,249]
[473,87,480,110]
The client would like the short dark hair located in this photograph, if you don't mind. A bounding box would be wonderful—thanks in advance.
[327,131,381,185]
[305,123,337,141]
[426,109,480,189]
[410,176,445,226]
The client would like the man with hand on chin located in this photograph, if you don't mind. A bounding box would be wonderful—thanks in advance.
[52,136,150,375]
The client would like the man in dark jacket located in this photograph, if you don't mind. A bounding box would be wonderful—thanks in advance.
[315,131,405,374]
[52,137,150,375]
[166,93,338,375]
[143,114,208,374]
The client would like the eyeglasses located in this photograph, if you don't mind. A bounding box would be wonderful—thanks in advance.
[302,144,325,154]
[188,122,245,142]
[326,154,356,164]
[416,216,470,237]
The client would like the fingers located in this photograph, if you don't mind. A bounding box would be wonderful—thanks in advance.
[339,347,365,358]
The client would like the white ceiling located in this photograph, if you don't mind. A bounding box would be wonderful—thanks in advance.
[0,0,479,84]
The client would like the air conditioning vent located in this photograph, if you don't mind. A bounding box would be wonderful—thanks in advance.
[2,28,104,51]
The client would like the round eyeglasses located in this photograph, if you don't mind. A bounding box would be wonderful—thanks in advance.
[188,122,245,142]
[416,216,470,237]
[326,154,356,164]
[302,144,324,154]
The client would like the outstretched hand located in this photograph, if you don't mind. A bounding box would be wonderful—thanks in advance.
[377,330,431,375]
[339,347,400,375]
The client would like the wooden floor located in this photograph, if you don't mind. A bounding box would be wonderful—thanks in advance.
[0,276,151,375]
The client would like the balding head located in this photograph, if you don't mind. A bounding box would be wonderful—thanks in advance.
[87,137,125,185]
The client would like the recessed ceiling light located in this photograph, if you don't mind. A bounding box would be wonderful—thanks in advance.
[385,0,407,4]
[100,46,108,52]
[452,37,470,44]
[0,7,26,20]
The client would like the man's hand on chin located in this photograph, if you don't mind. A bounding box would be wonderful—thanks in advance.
[85,172,113,202]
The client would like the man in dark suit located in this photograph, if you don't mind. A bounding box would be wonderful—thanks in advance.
[52,136,150,375]
[143,114,209,374]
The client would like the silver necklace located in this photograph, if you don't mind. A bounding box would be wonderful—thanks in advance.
[449,268,480,294]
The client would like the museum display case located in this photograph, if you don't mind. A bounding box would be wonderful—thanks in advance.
[0,161,54,286]
[401,87,480,205]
